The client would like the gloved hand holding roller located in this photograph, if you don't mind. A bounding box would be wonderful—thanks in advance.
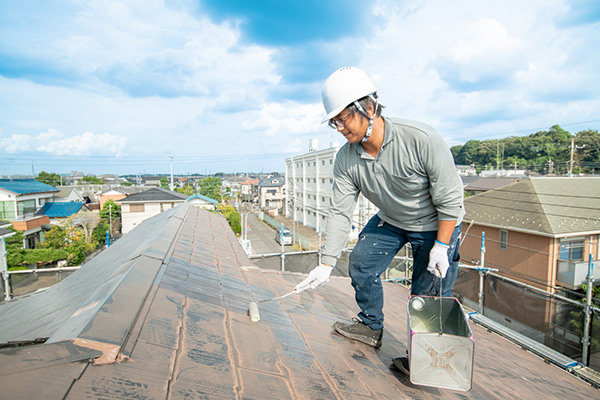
[295,263,333,290]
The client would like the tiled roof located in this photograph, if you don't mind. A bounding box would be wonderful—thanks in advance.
[464,177,600,235]
[36,202,86,218]
[118,187,189,202]
[0,227,14,237]
[0,203,597,398]
[0,179,59,195]
[260,177,284,187]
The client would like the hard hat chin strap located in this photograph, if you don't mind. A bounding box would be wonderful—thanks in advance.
[354,94,378,143]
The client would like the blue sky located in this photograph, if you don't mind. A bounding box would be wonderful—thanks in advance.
[1,0,599,176]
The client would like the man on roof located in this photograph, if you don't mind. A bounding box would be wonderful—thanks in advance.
[296,67,465,368]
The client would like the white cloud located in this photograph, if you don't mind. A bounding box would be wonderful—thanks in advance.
[242,102,323,136]
[362,0,600,142]
[1,129,128,156]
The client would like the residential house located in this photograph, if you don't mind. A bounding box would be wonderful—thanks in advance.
[0,179,58,248]
[285,139,377,239]
[140,176,167,187]
[187,194,219,210]
[36,202,92,225]
[53,186,85,203]
[464,177,523,196]
[258,176,285,215]
[461,177,600,290]
[0,202,598,398]
[459,177,600,348]
[99,186,149,209]
[221,175,247,199]
[456,164,477,176]
[240,178,259,201]
[117,187,189,233]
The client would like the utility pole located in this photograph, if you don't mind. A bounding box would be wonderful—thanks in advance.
[569,138,575,177]
[169,155,174,191]
[109,203,113,241]
[581,238,594,366]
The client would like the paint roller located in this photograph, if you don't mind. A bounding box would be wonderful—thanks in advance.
[248,282,311,322]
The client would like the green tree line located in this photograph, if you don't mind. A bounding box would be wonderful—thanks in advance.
[451,125,600,175]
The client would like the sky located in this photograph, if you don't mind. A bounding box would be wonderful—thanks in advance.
[1,0,599,177]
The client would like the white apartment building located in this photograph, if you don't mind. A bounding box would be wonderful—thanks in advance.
[285,139,378,240]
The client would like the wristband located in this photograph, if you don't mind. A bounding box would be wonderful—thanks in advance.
[435,240,449,246]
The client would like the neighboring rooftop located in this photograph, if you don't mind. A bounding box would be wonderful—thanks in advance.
[188,193,219,205]
[0,202,597,398]
[117,187,189,203]
[0,179,59,195]
[464,176,600,235]
[464,177,522,193]
[36,201,88,218]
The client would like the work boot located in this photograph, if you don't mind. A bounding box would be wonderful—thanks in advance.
[332,318,383,348]
[392,356,410,376]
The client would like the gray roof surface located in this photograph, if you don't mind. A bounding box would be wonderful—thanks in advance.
[464,177,600,235]
[464,177,522,192]
[118,187,189,203]
[0,202,597,398]
[0,227,14,237]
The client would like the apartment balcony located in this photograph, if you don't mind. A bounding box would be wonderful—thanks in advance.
[556,259,600,290]
[7,206,51,232]
[10,215,51,232]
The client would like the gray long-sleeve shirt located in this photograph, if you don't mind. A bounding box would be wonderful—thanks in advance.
[321,116,465,267]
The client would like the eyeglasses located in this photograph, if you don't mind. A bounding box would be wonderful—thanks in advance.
[328,111,353,129]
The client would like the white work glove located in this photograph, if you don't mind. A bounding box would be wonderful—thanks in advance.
[427,241,450,278]
[295,263,333,290]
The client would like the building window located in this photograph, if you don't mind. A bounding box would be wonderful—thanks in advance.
[130,204,145,213]
[500,230,508,250]
[161,203,174,212]
[0,201,15,219]
[17,199,36,216]
[560,239,584,261]
[322,160,325,166]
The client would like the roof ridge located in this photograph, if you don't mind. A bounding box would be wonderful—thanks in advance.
[530,179,557,235]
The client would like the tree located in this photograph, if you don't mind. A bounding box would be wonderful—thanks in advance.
[22,248,68,265]
[198,177,223,202]
[454,139,481,165]
[65,212,100,248]
[216,204,240,234]
[176,185,195,195]
[80,176,104,184]
[36,171,61,186]
[120,181,133,187]
[99,200,121,236]
[160,177,170,190]
[4,227,24,268]
[40,223,89,265]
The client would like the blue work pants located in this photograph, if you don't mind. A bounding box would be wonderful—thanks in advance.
[348,215,461,330]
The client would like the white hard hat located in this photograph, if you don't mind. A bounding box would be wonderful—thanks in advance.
[321,67,377,123]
